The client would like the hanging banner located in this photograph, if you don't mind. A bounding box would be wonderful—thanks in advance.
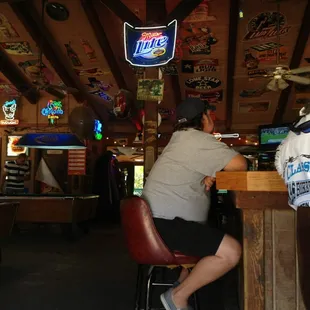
[243,12,291,41]
[124,19,178,67]
[185,76,221,90]
[0,41,32,55]
[182,59,219,73]
[137,79,164,101]
[64,42,82,67]
[68,149,86,175]
[185,89,223,104]
[183,0,216,23]
[18,60,54,84]
[0,99,19,125]
[81,39,97,61]
[74,68,109,76]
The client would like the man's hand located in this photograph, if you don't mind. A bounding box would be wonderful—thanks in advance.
[203,176,216,191]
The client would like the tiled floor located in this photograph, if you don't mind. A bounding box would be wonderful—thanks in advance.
[0,223,239,310]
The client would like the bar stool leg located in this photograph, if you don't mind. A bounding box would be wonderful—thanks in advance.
[193,291,200,310]
[134,264,143,310]
[145,265,155,310]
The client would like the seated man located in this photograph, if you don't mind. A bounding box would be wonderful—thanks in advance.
[142,98,247,310]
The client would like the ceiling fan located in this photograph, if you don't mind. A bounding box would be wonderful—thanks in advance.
[236,0,310,91]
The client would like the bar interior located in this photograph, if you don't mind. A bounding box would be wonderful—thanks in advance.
[0,0,310,309]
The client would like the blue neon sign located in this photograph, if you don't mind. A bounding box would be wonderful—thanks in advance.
[124,20,178,67]
[94,119,103,140]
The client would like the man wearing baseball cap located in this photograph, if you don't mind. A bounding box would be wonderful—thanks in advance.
[142,98,247,310]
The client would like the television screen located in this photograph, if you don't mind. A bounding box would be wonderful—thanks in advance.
[260,126,290,145]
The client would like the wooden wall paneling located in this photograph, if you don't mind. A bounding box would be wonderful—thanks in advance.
[242,208,264,310]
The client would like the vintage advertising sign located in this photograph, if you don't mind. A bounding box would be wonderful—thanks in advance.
[238,101,270,113]
[180,25,217,55]
[182,59,219,73]
[185,76,221,90]
[124,20,178,67]
[248,68,268,76]
[74,68,110,76]
[160,63,178,75]
[68,149,86,176]
[0,41,32,55]
[41,100,64,124]
[0,99,19,125]
[137,79,164,101]
[0,14,19,40]
[243,12,291,41]
[185,89,223,104]
[183,0,216,23]
[249,42,288,62]
[240,88,270,98]
[19,60,54,84]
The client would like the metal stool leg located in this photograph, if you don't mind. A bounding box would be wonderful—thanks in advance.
[193,291,200,310]
[134,264,143,310]
[145,265,155,310]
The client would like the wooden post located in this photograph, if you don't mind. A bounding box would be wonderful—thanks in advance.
[143,68,159,180]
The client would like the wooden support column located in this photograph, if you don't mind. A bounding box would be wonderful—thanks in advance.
[143,68,159,180]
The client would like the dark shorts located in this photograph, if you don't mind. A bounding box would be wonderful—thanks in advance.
[153,217,225,258]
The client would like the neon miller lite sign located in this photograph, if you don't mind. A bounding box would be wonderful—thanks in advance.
[124,20,177,67]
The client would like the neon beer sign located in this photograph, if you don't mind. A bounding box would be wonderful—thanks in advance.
[124,20,177,67]
[41,100,64,125]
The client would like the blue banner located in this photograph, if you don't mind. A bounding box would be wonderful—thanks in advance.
[124,20,177,67]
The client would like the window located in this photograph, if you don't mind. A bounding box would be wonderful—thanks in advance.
[133,165,144,196]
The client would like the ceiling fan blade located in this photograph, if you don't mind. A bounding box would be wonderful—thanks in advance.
[284,74,310,85]
[289,67,310,74]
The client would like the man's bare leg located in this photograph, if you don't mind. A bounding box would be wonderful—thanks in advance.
[172,234,241,308]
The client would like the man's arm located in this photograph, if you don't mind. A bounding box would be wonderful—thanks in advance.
[224,154,247,171]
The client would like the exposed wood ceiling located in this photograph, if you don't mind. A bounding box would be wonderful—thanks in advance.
[0,0,309,133]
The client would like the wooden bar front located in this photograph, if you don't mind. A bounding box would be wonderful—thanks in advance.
[216,172,306,310]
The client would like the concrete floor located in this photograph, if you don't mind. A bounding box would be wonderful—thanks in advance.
[0,224,239,310]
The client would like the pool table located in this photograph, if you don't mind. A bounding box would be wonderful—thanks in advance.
[0,194,99,237]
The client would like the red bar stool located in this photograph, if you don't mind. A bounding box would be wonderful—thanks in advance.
[121,196,200,310]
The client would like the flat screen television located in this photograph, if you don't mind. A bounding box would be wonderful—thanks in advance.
[258,124,290,151]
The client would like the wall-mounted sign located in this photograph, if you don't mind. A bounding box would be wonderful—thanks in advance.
[182,59,219,73]
[183,0,216,23]
[160,63,178,75]
[250,42,288,62]
[240,88,270,98]
[94,120,103,140]
[0,41,32,55]
[89,90,113,102]
[185,76,221,90]
[238,101,270,113]
[124,19,178,67]
[41,100,64,124]
[243,12,291,41]
[0,14,19,40]
[7,136,28,157]
[137,79,164,101]
[185,89,223,104]
[68,149,86,176]
[0,99,19,125]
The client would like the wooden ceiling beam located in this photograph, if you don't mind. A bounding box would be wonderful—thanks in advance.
[100,0,142,26]
[273,1,310,124]
[166,0,203,23]
[225,0,240,131]
[81,0,128,90]
[0,45,38,104]
[10,1,109,121]
[10,1,85,103]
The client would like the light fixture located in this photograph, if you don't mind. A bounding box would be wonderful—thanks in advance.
[46,2,69,21]
[15,133,86,149]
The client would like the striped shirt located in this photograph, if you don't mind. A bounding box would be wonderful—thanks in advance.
[4,160,30,189]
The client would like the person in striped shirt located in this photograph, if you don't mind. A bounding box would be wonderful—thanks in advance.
[1,153,30,194]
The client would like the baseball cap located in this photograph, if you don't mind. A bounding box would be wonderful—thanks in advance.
[176,98,215,123]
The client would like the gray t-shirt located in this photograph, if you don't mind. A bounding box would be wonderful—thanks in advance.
[142,129,238,223]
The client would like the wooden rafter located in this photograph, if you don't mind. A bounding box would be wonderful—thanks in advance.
[81,0,128,90]
[166,0,203,23]
[100,0,142,26]
[0,45,38,104]
[10,1,85,103]
[225,0,240,131]
[10,1,109,120]
[273,1,310,124]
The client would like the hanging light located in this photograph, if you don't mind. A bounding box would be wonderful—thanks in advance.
[15,133,86,149]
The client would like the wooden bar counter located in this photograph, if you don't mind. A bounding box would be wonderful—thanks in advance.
[216,171,306,310]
